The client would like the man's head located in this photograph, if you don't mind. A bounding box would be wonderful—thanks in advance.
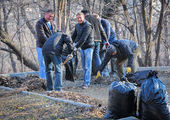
[44,9,54,22]
[106,44,117,55]
[76,12,85,24]
[93,13,100,20]
[81,9,90,15]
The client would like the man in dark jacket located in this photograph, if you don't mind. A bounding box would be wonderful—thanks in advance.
[81,9,108,75]
[72,12,94,88]
[42,32,73,91]
[96,40,138,79]
[35,9,55,79]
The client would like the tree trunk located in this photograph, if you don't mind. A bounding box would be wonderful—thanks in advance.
[154,0,169,66]
[142,0,153,66]
[1,0,17,72]
[20,5,37,39]
[120,0,137,43]
[164,13,170,65]
[0,28,38,71]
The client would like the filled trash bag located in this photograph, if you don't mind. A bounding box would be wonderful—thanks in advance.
[62,55,74,82]
[140,71,170,120]
[64,60,74,82]
[126,70,153,86]
[104,81,137,119]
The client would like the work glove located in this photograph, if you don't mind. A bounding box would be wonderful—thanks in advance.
[105,42,109,48]
[126,67,131,74]
[96,71,101,79]
[102,42,110,50]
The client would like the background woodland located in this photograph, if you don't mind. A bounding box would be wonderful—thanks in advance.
[0,0,169,74]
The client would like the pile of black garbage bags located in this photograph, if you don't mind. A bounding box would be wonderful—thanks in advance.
[104,70,170,120]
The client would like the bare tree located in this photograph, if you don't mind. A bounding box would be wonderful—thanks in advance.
[0,27,38,71]
[154,0,169,66]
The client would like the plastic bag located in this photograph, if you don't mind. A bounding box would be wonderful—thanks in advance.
[140,71,170,120]
[62,55,74,82]
[64,60,74,82]
[126,70,153,86]
[104,81,137,119]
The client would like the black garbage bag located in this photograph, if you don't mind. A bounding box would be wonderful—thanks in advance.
[126,70,153,86]
[61,55,74,82]
[104,81,137,119]
[64,60,74,82]
[140,71,170,120]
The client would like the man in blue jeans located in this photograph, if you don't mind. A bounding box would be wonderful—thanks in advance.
[93,14,117,77]
[42,32,72,91]
[81,9,108,75]
[35,9,55,79]
[72,12,94,88]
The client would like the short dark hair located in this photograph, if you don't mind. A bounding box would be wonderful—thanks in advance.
[45,9,54,14]
[76,12,84,16]
[81,9,90,15]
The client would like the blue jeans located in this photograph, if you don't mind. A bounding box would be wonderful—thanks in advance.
[43,53,63,91]
[36,47,46,79]
[92,42,101,75]
[100,49,110,77]
[80,48,93,86]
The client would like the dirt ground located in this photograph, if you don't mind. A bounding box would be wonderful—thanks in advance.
[0,71,169,119]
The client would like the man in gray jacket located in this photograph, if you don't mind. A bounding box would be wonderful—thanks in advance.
[81,9,108,75]
[42,32,73,91]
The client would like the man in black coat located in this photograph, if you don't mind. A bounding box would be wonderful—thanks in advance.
[72,12,94,88]
[35,9,55,79]
[42,32,73,91]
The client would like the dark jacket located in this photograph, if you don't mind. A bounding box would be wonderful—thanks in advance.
[100,18,117,44]
[42,32,73,56]
[99,40,138,72]
[36,18,55,48]
[72,20,94,50]
[85,15,108,42]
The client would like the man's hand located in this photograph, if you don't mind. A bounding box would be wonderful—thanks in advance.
[102,42,110,50]
[73,43,76,47]
[105,42,109,48]
[126,67,131,74]
[96,71,101,79]
[73,47,77,51]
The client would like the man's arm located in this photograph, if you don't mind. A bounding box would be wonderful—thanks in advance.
[36,21,48,44]
[126,45,134,67]
[99,52,112,72]
[75,25,92,48]
[71,28,77,43]
[99,22,108,43]
[63,34,73,54]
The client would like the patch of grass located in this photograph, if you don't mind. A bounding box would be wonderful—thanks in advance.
[0,89,105,120]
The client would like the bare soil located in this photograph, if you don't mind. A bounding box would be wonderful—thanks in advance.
[0,71,169,119]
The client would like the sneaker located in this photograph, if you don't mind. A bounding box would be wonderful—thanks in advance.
[81,85,89,89]
[54,89,63,92]
[46,90,53,94]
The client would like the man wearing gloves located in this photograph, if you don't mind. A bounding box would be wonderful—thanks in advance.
[96,40,138,79]
[42,32,73,92]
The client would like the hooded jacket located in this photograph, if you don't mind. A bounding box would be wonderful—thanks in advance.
[99,40,138,72]
[42,32,73,56]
